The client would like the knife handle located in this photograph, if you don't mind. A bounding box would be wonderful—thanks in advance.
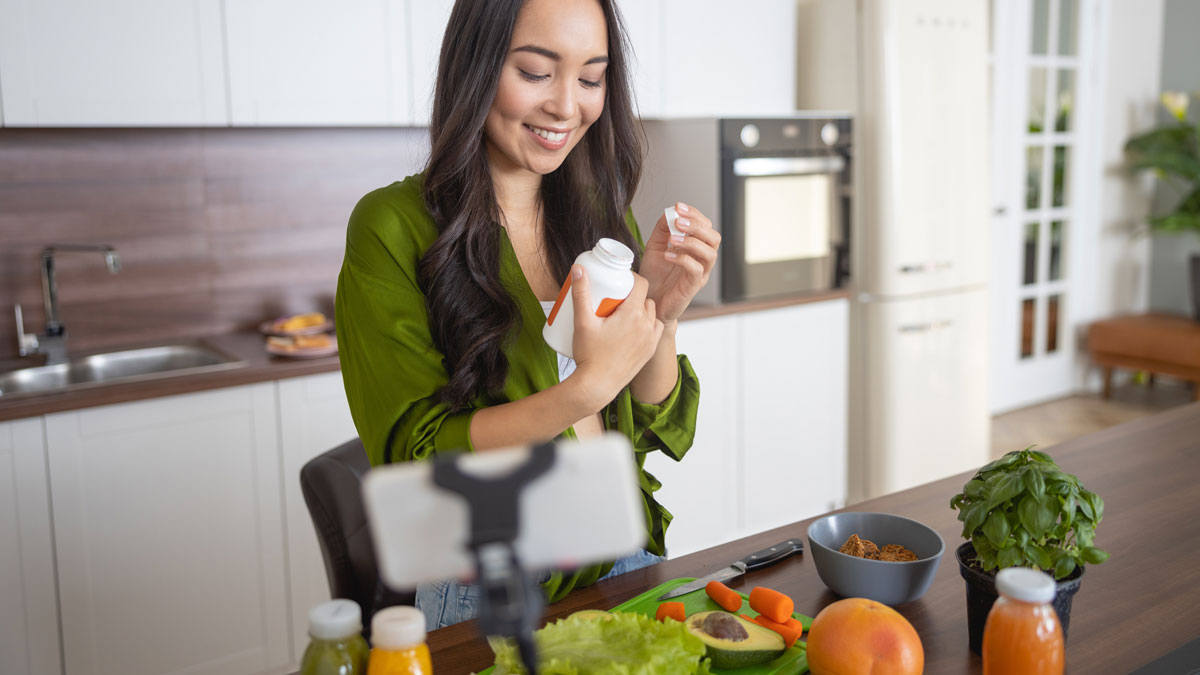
[739,538,804,572]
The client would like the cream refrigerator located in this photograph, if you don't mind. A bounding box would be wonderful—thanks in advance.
[798,0,992,501]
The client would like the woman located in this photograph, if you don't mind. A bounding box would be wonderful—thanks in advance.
[336,0,720,629]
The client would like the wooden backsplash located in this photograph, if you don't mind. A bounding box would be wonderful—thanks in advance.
[0,127,429,361]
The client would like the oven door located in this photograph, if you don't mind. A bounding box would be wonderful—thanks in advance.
[721,154,846,302]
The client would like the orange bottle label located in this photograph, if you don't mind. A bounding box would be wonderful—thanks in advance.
[546,277,625,325]
[366,644,432,675]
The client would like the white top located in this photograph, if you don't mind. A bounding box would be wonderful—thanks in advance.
[307,599,362,640]
[371,606,426,649]
[540,301,578,381]
[995,567,1057,604]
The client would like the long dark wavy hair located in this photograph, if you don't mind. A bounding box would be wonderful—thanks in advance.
[419,0,645,410]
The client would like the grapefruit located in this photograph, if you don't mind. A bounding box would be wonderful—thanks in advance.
[805,597,924,675]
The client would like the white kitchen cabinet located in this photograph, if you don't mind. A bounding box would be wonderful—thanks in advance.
[0,0,227,126]
[407,0,456,126]
[660,0,798,117]
[0,417,62,675]
[225,0,411,126]
[44,384,289,675]
[739,299,849,537]
[616,0,665,118]
[644,315,740,558]
[277,371,359,667]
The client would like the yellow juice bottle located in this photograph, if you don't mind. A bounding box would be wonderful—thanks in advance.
[367,606,432,675]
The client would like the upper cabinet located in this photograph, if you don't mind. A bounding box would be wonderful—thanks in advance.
[0,0,798,127]
[225,0,411,126]
[407,1,455,126]
[0,0,228,126]
[659,0,798,117]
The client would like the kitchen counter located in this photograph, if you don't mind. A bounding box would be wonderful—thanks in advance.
[0,289,848,422]
[424,401,1200,673]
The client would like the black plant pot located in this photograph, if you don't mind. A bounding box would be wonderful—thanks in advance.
[1190,253,1200,322]
[956,542,1084,655]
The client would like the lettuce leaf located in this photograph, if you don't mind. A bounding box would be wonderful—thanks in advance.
[490,611,712,675]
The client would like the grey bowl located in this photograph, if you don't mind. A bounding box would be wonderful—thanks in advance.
[806,512,945,606]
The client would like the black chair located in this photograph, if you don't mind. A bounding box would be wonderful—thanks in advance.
[300,437,415,636]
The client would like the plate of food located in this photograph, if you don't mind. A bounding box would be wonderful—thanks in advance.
[260,312,333,336]
[265,333,337,358]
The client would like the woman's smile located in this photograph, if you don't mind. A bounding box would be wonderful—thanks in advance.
[524,123,571,150]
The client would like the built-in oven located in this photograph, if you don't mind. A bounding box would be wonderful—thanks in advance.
[633,115,852,305]
[719,116,852,302]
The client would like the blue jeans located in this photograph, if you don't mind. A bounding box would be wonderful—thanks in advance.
[414,549,664,631]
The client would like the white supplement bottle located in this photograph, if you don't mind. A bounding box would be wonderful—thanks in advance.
[543,238,636,359]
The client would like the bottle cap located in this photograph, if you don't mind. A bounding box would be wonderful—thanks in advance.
[594,238,635,268]
[665,206,682,236]
[371,606,427,649]
[308,599,363,640]
[995,567,1056,604]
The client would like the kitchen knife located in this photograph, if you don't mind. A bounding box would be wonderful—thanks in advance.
[656,538,804,600]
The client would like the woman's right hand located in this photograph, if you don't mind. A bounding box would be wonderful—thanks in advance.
[568,265,665,409]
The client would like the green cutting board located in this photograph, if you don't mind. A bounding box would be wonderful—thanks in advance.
[614,578,810,675]
[477,577,811,674]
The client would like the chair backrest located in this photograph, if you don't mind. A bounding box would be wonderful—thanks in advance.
[299,437,415,635]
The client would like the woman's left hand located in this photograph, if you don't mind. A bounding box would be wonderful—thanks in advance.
[640,202,721,323]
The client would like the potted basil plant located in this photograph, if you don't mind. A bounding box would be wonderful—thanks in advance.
[950,448,1109,654]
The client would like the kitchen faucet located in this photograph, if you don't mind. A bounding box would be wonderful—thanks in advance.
[14,244,121,366]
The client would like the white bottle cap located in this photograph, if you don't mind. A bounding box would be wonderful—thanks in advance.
[371,606,426,649]
[308,599,363,640]
[995,567,1056,604]
[664,206,681,237]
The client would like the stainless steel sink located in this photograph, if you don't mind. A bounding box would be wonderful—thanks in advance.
[0,344,246,398]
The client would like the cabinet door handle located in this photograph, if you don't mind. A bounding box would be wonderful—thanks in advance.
[898,319,954,334]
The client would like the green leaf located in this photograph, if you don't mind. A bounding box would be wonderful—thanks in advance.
[1025,466,1047,499]
[1054,555,1077,580]
[1129,152,1200,182]
[1149,211,1200,234]
[1089,492,1105,522]
[983,511,1012,548]
[987,473,1024,511]
[1075,523,1096,548]
[1081,547,1110,565]
[962,501,989,537]
[1061,493,1076,528]
[1018,495,1058,537]
[1014,527,1030,548]
[1030,545,1053,570]
[997,546,1023,569]
[1029,450,1055,463]
[1077,494,1095,520]
[963,479,987,499]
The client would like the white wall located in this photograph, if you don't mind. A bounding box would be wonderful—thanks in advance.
[1077,0,1164,341]
[1148,0,1200,316]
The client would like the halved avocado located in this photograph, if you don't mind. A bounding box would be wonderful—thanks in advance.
[567,609,615,622]
[685,610,786,669]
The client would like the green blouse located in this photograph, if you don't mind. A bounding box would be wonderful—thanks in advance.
[334,174,700,603]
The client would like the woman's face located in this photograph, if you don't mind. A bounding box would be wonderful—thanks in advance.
[484,0,608,179]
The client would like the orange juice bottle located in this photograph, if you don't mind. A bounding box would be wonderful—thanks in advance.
[983,567,1064,675]
[367,606,432,675]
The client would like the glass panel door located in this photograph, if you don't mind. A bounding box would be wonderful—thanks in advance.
[989,0,1095,413]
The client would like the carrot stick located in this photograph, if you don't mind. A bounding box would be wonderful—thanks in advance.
[785,616,804,635]
[705,580,743,612]
[749,586,794,623]
[753,614,801,649]
[655,601,686,622]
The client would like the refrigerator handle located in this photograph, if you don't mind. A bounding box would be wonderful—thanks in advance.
[897,319,955,334]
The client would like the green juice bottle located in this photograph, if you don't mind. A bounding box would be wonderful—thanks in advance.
[300,599,369,675]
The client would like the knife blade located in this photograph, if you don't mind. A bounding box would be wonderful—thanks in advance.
[655,538,804,600]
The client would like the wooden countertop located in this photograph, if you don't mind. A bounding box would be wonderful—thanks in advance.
[0,290,848,422]
[425,401,1200,674]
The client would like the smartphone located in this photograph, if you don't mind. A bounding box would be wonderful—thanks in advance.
[362,432,645,588]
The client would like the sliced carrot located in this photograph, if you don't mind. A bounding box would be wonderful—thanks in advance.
[655,601,686,622]
[785,616,804,635]
[753,614,801,649]
[705,580,743,612]
[749,586,794,624]
[740,613,756,622]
